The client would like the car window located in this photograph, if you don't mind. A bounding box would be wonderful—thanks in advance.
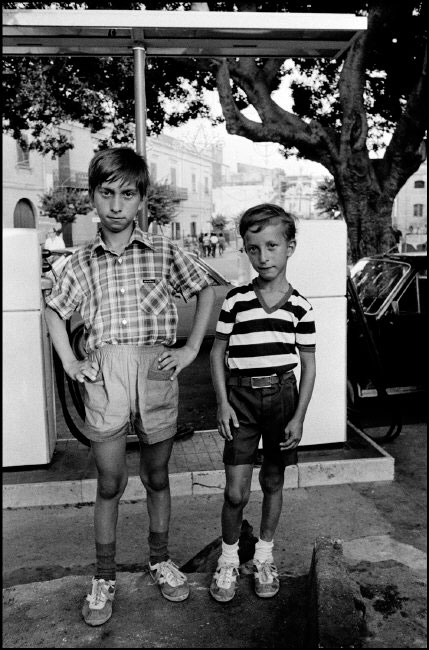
[396,277,419,314]
[351,258,410,315]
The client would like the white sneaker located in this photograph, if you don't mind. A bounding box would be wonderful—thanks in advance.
[149,559,190,602]
[210,563,240,602]
[81,577,116,626]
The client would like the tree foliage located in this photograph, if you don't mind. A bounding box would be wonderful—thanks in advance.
[3,1,427,260]
[39,187,92,224]
[314,177,341,219]
[211,214,228,231]
[147,181,184,226]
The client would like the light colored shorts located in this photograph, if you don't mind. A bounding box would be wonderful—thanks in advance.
[83,344,178,445]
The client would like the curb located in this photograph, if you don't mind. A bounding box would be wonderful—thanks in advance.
[307,537,366,648]
[3,429,394,509]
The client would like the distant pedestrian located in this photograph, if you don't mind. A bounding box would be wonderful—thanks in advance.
[210,232,218,257]
[203,233,211,257]
[217,232,226,256]
[209,203,316,603]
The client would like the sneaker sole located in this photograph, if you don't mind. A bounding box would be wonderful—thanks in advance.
[160,591,189,602]
[255,587,280,598]
[82,605,113,626]
[209,588,236,603]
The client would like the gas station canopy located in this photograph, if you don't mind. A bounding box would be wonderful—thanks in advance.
[3,10,367,59]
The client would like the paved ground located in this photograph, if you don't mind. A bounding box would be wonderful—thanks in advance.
[3,412,427,648]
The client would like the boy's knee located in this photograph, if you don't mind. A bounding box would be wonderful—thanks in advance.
[259,470,284,494]
[141,468,169,493]
[224,485,250,509]
[98,474,128,500]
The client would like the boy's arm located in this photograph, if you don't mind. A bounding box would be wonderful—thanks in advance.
[157,285,215,380]
[44,306,98,383]
[280,349,316,451]
[210,337,239,441]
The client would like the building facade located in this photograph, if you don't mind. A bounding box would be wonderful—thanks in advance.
[392,160,427,249]
[3,127,216,246]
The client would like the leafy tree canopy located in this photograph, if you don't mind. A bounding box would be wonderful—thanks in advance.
[3,1,427,260]
[39,187,92,224]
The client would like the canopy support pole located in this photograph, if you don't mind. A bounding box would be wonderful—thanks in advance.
[133,44,148,231]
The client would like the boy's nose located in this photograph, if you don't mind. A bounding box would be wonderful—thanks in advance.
[111,195,122,212]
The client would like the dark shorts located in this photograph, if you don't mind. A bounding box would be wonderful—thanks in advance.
[83,344,178,445]
[223,372,299,467]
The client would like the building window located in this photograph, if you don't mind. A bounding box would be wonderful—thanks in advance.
[192,174,196,193]
[413,204,424,217]
[150,163,157,181]
[170,168,177,187]
[414,180,425,189]
[204,177,209,195]
[16,141,30,168]
[190,221,197,237]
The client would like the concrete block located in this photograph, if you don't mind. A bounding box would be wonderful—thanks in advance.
[299,457,394,487]
[170,472,193,496]
[80,478,97,504]
[122,476,147,502]
[192,470,225,495]
[3,480,82,509]
[307,536,365,648]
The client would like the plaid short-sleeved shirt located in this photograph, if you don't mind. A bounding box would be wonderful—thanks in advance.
[45,226,211,352]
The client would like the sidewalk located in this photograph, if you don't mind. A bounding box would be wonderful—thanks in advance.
[3,420,426,647]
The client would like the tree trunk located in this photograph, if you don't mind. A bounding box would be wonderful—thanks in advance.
[336,157,396,263]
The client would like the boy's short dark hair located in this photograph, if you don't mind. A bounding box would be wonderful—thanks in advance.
[239,203,296,241]
[88,147,150,199]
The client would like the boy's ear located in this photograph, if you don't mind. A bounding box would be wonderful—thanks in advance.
[287,239,296,257]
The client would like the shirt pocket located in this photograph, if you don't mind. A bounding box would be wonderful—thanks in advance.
[140,278,170,316]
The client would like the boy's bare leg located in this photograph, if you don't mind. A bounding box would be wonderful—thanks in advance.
[258,459,285,541]
[222,464,253,543]
[92,437,128,543]
[139,437,175,533]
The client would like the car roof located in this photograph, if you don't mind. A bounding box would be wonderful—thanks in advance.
[384,252,427,270]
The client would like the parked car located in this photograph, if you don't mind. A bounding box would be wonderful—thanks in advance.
[42,246,232,358]
[347,251,427,402]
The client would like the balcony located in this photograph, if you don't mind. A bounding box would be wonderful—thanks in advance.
[53,169,88,189]
[170,185,189,201]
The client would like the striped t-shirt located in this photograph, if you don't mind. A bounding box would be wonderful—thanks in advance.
[215,280,316,376]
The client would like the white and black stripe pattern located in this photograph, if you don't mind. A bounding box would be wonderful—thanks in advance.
[216,281,316,376]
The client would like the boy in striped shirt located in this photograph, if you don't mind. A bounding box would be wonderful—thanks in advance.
[209,203,316,602]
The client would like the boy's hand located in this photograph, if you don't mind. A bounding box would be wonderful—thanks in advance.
[64,359,99,383]
[280,418,303,451]
[217,402,239,441]
[157,345,197,380]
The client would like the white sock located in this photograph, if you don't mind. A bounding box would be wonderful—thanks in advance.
[253,538,274,564]
[218,540,240,567]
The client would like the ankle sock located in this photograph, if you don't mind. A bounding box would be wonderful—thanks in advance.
[218,540,240,567]
[148,530,169,566]
[95,541,116,581]
[253,538,274,564]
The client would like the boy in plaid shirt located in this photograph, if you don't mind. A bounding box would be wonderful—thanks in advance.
[45,148,214,626]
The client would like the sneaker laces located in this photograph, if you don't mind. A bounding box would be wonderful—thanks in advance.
[86,579,115,610]
[215,564,239,589]
[152,560,187,587]
[255,560,278,584]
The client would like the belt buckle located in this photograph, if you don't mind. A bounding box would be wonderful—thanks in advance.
[251,375,272,389]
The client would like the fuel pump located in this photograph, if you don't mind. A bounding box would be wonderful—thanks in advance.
[41,249,90,447]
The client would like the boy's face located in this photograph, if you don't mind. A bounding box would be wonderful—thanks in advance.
[92,178,143,236]
[244,221,295,283]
